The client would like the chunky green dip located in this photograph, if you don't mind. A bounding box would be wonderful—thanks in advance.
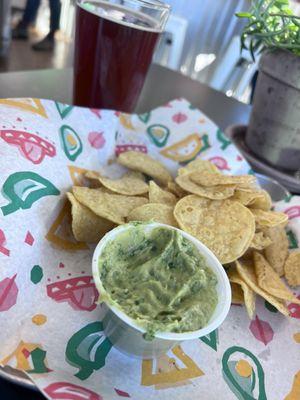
[99,225,218,340]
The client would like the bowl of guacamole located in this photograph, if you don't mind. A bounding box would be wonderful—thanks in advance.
[92,222,231,358]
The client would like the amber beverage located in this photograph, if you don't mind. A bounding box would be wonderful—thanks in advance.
[74,0,169,111]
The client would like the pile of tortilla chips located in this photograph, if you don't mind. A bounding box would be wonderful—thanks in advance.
[66,151,300,319]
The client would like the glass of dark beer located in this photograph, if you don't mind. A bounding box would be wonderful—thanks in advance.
[73,0,170,111]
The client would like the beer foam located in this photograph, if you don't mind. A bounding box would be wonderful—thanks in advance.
[78,0,163,32]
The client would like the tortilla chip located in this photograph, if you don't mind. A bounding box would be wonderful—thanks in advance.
[284,251,300,287]
[127,203,178,227]
[167,181,187,198]
[251,209,288,228]
[117,151,172,185]
[230,282,245,305]
[228,268,256,318]
[249,189,272,211]
[178,158,220,176]
[231,189,264,206]
[72,186,147,225]
[148,181,177,206]
[253,252,300,304]
[250,231,272,250]
[67,193,114,242]
[174,195,255,263]
[190,171,256,188]
[98,171,148,196]
[236,258,290,316]
[85,171,101,180]
[82,171,103,189]
[263,226,289,276]
[175,174,235,200]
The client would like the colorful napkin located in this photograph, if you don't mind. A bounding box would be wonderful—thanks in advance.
[0,98,299,400]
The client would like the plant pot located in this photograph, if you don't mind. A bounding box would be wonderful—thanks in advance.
[245,50,300,172]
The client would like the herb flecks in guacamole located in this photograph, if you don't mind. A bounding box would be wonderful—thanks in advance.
[99,225,218,339]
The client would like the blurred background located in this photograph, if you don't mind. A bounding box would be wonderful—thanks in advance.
[1,0,300,104]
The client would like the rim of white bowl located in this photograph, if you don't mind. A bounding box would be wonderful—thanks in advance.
[92,222,231,341]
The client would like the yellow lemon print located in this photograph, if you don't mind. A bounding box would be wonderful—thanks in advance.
[32,314,47,325]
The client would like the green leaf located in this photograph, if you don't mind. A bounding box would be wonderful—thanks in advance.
[249,40,254,61]
[236,0,300,56]
[236,12,252,18]
[274,0,289,6]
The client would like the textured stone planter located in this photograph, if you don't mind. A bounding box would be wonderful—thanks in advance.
[246,50,300,172]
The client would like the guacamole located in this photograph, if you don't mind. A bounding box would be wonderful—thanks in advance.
[99,225,218,339]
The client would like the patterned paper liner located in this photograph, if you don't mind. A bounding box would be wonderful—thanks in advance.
[0,97,299,400]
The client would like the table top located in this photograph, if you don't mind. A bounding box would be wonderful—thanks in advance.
[0,64,251,131]
[0,64,250,399]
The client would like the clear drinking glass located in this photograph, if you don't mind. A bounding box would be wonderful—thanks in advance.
[73,0,170,111]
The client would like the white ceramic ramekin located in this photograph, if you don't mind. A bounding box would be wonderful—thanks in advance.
[92,222,231,358]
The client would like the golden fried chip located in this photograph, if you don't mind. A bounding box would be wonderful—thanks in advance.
[72,186,147,225]
[284,251,300,287]
[231,189,264,206]
[127,203,177,227]
[190,171,256,188]
[117,151,172,185]
[250,231,272,250]
[253,252,300,304]
[249,189,272,211]
[230,282,245,305]
[175,174,235,200]
[85,171,100,180]
[251,209,288,228]
[228,268,256,318]
[178,158,220,176]
[167,181,187,198]
[98,171,148,196]
[264,226,289,276]
[148,181,177,206]
[67,193,114,242]
[84,171,102,188]
[174,195,255,263]
[236,258,290,316]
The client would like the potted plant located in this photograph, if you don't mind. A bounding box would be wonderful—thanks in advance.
[236,0,300,172]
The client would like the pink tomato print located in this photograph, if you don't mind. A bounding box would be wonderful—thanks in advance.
[0,129,56,164]
[209,156,231,171]
[0,229,10,256]
[24,231,34,246]
[289,295,300,319]
[249,316,274,345]
[172,112,187,124]
[90,109,101,119]
[115,388,130,397]
[88,132,106,149]
[284,206,300,220]
[0,274,18,312]
[47,276,99,311]
[44,382,102,400]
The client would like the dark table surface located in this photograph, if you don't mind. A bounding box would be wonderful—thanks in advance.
[0,64,251,399]
[0,64,251,131]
